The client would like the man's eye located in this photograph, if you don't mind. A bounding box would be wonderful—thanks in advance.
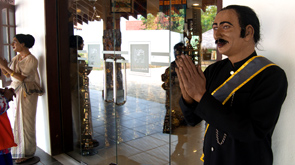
[212,26,218,30]
[223,25,230,29]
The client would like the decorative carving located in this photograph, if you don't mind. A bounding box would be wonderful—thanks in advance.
[103,29,123,91]
[80,63,98,155]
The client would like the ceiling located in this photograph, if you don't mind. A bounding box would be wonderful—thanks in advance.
[69,0,217,24]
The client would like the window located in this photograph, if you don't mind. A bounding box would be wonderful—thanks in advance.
[0,1,15,87]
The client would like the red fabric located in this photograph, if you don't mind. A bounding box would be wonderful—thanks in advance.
[0,112,17,150]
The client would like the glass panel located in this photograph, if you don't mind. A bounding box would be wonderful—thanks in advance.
[3,45,10,81]
[67,2,83,162]
[3,45,9,61]
[10,27,15,59]
[2,45,11,82]
[9,8,15,25]
[10,27,15,41]
[10,46,15,60]
[3,27,8,44]
[66,1,217,164]
[2,8,7,25]
[2,45,11,81]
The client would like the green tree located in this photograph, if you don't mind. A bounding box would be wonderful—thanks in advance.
[140,13,156,30]
[171,9,185,33]
[154,12,170,30]
[140,6,216,34]
[201,5,217,33]
[139,9,185,33]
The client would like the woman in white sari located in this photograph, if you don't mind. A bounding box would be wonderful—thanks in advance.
[0,34,43,164]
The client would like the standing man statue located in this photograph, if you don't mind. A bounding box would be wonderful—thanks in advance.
[175,5,288,165]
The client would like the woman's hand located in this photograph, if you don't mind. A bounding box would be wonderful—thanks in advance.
[0,58,8,68]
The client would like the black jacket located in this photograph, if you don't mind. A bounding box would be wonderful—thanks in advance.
[180,52,288,165]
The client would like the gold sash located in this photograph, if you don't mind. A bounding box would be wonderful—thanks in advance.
[200,56,276,162]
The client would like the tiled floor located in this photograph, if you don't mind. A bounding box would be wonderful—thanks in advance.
[39,67,206,165]
[65,88,206,165]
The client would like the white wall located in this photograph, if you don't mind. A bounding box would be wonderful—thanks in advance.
[121,17,183,63]
[14,0,50,155]
[121,16,183,56]
[223,1,295,164]
[74,20,104,56]
[122,30,180,56]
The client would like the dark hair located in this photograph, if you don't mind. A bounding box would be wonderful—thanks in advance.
[15,34,35,48]
[221,5,260,44]
[174,42,184,58]
[69,35,83,48]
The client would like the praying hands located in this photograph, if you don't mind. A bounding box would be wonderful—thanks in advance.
[175,55,206,103]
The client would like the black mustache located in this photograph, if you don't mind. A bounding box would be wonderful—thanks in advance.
[215,39,228,44]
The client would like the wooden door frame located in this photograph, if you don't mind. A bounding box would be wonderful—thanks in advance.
[45,0,73,155]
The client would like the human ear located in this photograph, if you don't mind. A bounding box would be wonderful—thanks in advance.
[21,43,25,48]
[244,25,254,41]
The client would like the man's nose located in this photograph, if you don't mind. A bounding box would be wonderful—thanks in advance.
[214,27,223,39]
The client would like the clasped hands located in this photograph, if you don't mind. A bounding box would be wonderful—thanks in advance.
[175,55,206,104]
[0,58,8,69]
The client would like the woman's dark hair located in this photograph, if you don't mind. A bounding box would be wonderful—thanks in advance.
[221,5,260,44]
[69,35,83,48]
[15,34,35,48]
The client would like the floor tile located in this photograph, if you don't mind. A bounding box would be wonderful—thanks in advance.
[132,122,163,135]
[128,151,167,165]
[124,136,167,151]
[65,78,205,164]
